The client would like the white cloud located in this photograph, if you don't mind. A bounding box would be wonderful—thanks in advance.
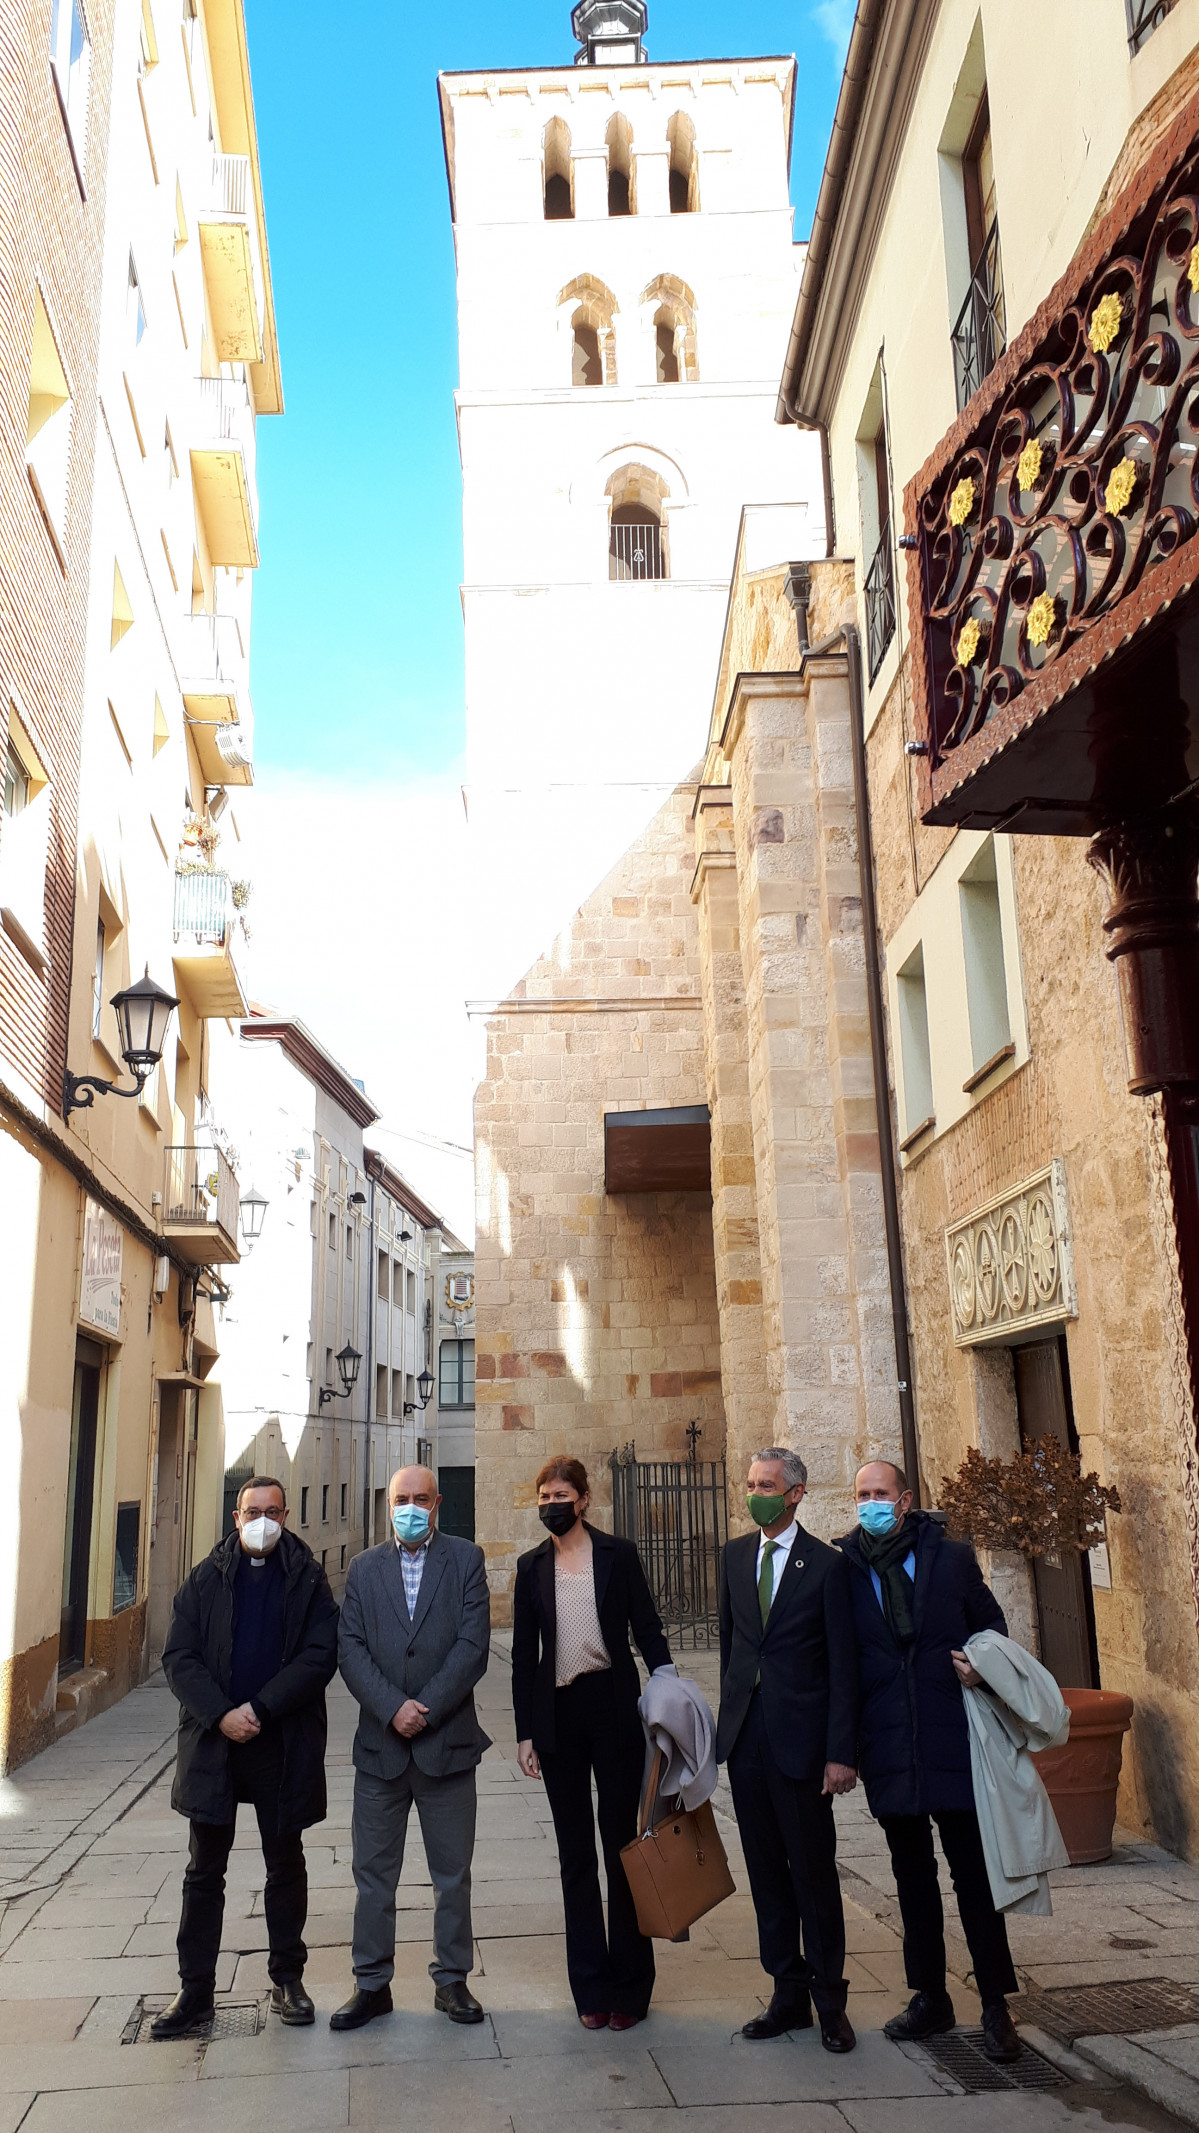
[811,0,855,63]
[232,764,478,1240]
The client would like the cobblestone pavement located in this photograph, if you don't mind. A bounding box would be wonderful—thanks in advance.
[0,1641,1196,2132]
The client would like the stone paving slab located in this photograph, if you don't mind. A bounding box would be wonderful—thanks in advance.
[649,2032,949,2105]
[0,1649,1194,2133]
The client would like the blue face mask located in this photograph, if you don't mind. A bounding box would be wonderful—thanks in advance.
[393,1503,431,1544]
[857,1499,900,1538]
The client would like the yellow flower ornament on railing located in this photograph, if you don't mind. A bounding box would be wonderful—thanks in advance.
[1016,439,1043,492]
[1026,591,1057,647]
[1104,455,1138,517]
[956,618,981,666]
[948,477,975,528]
[1189,245,1199,295]
[1088,292,1123,354]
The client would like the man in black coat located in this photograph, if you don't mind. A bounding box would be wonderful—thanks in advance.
[717,1447,859,2055]
[153,1475,339,2038]
[838,1460,1019,2063]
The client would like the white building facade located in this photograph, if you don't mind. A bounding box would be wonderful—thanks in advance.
[215,1018,442,1593]
[439,16,827,1005]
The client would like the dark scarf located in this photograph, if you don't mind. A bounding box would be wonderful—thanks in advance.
[859,1521,916,1645]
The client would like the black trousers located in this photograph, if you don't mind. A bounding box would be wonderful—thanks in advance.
[727,1694,848,2014]
[178,1734,307,1990]
[538,1669,655,2018]
[880,1808,1018,2006]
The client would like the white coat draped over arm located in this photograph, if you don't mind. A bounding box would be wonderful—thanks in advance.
[962,1628,1071,1916]
[637,1670,717,1812]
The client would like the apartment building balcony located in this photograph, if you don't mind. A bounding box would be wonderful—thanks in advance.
[172,867,249,1019]
[178,611,254,787]
[190,376,259,569]
[198,154,265,365]
[163,1143,240,1264]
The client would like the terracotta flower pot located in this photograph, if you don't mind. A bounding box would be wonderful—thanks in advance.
[1032,1687,1134,1865]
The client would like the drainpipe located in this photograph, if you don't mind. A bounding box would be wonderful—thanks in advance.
[363,1171,376,1556]
[785,602,922,1502]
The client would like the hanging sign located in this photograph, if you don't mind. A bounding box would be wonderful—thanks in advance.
[80,1198,123,1337]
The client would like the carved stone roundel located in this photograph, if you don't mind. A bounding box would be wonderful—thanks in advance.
[1027,1192,1058,1300]
[975,1225,1000,1321]
[999,1208,1028,1311]
[952,1237,976,1329]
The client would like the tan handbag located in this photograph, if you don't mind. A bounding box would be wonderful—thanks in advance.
[619,1747,736,1942]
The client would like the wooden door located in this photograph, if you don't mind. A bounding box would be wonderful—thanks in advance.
[1013,1336,1099,1689]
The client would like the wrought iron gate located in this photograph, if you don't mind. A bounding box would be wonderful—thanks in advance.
[609,1443,727,1649]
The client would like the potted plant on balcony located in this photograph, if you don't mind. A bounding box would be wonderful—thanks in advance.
[939,1439,1130,1864]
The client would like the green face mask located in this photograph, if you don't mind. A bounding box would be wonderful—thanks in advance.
[747,1491,788,1528]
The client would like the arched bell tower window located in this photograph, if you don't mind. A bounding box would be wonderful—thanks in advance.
[667,111,697,213]
[606,463,669,581]
[544,115,574,220]
[558,275,619,386]
[607,114,633,216]
[572,316,603,386]
[641,275,698,382]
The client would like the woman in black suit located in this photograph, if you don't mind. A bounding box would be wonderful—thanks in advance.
[512,1454,671,2032]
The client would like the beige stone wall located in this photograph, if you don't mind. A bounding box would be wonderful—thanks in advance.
[714,650,900,1541]
[475,780,725,1622]
[866,654,1199,1854]
[692,795,773,1500]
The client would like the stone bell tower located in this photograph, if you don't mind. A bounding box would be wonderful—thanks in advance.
[438,7,823,1010]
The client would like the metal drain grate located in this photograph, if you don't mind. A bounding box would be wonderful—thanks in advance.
[918,2029,1067,2094]
[1015,1979,1199,2046]
[122,1999,265,2044]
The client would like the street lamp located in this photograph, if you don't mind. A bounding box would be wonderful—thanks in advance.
[63,970,179,1117]
[319,1342,361,1408]
[238,1186,269,1250]
[404,1367,435,1417]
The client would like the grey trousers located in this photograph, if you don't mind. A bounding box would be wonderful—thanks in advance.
[350,1761,477,1989]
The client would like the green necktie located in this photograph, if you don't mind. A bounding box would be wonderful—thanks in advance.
[758,1538,778,1629]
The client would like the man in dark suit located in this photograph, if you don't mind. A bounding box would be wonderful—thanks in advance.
[838,1459,1019,2063]
[717,1447,859,2054]
[332,1465,491,2032]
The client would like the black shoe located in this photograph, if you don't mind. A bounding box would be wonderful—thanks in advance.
[982,2000,1021,2062]
[884,1990,956,2042]
[329,1984,393,2031]
[742,1988,813,2039]
[149,1985,215,2040]
[271,1981,315,2027]
[820,2011,856,2054]
[434,1980,485,2025]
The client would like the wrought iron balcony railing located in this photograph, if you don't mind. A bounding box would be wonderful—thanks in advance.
[951,219,1007,414]
[864,520,897,684]
[174,867,231,946]
[164,1143,238,1242]
[1126,0,1177,54]
[609,521,665,581]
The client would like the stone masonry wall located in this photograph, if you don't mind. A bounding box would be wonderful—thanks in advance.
[867,650,1199,1854]
[474,780,725,1623]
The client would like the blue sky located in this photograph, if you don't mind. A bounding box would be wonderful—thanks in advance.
[244,0,852,785]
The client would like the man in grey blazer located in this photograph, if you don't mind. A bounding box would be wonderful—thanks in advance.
[332,1466,491,2030]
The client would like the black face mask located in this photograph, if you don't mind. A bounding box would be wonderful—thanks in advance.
[538,1502,580,1537]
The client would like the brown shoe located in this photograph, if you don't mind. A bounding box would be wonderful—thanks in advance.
[609,2012,645,2031]
[579,2012,610,2030]
[820,2011,856,2054]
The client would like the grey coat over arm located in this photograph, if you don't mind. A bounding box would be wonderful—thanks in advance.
[338,1529,492,1779]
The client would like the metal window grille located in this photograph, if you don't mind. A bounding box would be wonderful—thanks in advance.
[951,218,1006,413]
[609,1445,727,1649]
[1126,0,1177,53]
[609,521,664,581]
[864,521,896,684]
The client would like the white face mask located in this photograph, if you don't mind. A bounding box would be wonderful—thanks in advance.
[239,1515,282,1556]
